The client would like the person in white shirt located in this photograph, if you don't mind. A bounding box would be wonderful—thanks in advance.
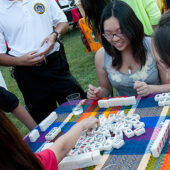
[0,0,86,123]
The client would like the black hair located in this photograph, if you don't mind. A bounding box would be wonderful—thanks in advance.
[81,0,111,35]
[153,10,170,66]
[100,0,146,70]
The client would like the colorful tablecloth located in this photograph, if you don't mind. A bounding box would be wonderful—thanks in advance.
[24,94,170,170]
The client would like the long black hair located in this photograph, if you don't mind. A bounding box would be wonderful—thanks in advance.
[100,0,147,70]
[81,0,111,35]
[153,10,170,66]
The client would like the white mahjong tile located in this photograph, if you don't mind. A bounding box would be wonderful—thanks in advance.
[130,118,139,125]
[134,127,145,136]
[100,128,110,136]
[75,141,83,148]
[103,140,112,150]
[124,116,132,123]
[108,98,116,107]
[124,129,134,138]
[133,121,145,129]
[84,146,94,153]
[84,137,94,143]
[79,143,88,151]
[95,134,104,140]
[131,113,140,120]
[95,137,106,144]
[112,138,124,149]
[122,123,132,131]
[98,100,106,108]
[93,143,104,151]
[108,114,116,120]
[115,130,123,139]
[154,94,161,101]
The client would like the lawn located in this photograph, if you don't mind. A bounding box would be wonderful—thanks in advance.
[0,27,98,136]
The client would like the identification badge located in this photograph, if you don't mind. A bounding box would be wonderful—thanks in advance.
[34,3,45,14]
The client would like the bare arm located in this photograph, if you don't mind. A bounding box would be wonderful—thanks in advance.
[54,22,69,36]
[12,103,37,130]
[95,48,112,97]
[87,48,112,100]
[49,116,99,163]
[0,52,45,66]
[134,41,170,96]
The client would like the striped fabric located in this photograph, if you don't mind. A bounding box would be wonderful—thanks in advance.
[24,94,170,169]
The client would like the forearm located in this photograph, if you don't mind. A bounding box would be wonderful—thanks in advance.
[12,103,37,130]
[100,86,112,98]
[0,54,20,66]
[150,84,170,94]
[54,22,69,35]
[50,123,84,163]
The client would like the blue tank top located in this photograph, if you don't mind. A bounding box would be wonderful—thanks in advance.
[104,37,160,96]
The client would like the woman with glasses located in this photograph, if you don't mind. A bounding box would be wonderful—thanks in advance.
[81,0,161,41]
[87,1,170,100]
[152,9,170,82]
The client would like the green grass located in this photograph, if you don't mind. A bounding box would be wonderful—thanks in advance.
[0,28,98,136]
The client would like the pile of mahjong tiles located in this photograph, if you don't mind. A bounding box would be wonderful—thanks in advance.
[59,111,145,169]
[72,111,145,152]
[60,111,145,166]
[154,92,170,106]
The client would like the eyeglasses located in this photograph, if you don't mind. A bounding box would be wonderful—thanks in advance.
[102,31,123,40]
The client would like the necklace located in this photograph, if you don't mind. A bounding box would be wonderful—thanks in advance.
[128,66,132,74]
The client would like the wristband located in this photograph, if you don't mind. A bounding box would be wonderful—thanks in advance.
[51,30,59,41]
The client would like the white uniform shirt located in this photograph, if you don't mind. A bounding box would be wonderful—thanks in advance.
[0,0,67,57]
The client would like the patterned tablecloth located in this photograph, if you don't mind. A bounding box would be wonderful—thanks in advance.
[24,94,170,170]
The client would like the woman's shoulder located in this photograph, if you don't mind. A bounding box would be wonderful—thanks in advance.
[95,47,105,61]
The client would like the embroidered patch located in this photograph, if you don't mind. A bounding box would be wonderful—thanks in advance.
[34,3,45,14]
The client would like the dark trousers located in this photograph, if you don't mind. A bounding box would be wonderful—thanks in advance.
[13,43,86,123]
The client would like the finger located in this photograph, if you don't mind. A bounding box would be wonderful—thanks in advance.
[42,46,52,54]
[32,55,45,62]
[136,85,146,92]
[134,81,144,89]
[87,93,98,100]
[94,86,102,94]
[88,84,96,91]
[137,89,147,96]
[41,39,47,46]
[30,50,38,55]
[87,92,97,99]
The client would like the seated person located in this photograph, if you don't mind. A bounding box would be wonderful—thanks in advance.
[0,110,99,170]
[152,9,170,81]
[0,86,36,130]
[87,1,170,100]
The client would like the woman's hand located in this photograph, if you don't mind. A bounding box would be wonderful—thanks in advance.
[78,116,100,131]
[87,84,102,100]
[134,81,152,96]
